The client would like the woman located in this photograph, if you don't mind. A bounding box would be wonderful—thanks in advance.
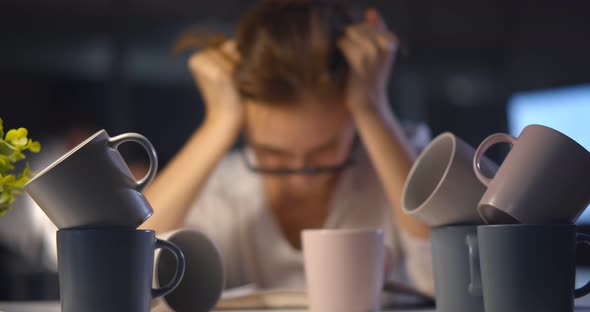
[143,0,433,294]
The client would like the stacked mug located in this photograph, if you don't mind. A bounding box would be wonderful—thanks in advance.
[24,130,187,312]
[402,124,590,312]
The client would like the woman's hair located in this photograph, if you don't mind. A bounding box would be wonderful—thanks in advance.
[233,0,356,103]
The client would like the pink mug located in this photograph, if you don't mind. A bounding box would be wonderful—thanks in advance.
[473,124,590,224]
[302,229,385,312]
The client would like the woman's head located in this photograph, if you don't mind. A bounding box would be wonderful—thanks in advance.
[233,0,355,103]
[234,0,359,194]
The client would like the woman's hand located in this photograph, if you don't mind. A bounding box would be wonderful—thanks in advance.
[338,9,429,239]
[188,40,244,132]
[338,8,399,115]
[143,40,244,233]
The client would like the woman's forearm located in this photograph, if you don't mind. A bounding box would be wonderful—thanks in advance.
[350,96,429,239]
[141,118,240,233]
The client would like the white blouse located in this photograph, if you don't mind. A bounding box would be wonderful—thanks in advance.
[185,125,434,295]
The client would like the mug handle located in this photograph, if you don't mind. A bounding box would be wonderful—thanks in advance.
[473,133,517,187]
[152,238,186,299]
[466,234,482,296]
[575,233,590,298]
[109,133,158,192]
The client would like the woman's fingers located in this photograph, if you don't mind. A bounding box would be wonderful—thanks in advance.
[365,8,387,32]
[213,49,235,72]
[355,23,399,55]
[361,8,399,54]
[188,48,234,85]
[189,39,239,75]
[342,25,398,73]
[220,39,240,63]
[338,36,364,72]
[345,26,379,67]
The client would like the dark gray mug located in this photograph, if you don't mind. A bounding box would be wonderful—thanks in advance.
[25,130,158,229]
[478,224,590,312]
[431,226,484,312]
[57,229,185,312]
[151,229,224,312]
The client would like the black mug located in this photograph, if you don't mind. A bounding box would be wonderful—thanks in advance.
[478,224,590,312]
[57,229,185,312]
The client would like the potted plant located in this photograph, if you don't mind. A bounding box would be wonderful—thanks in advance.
[0,117,41,215]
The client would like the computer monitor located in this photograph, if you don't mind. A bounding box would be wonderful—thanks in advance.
[507,84,590,224]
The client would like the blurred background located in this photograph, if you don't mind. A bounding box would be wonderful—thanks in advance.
[0,0,589,301]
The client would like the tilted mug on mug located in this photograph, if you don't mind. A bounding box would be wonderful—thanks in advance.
[151,228,224,312]
[473,124,590,224]
[24,129,158,229]
[402,132,497,226]
[431,225,484,312]
[57,228,185,312]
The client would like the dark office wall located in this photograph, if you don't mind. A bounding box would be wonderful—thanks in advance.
[1,0,589,165]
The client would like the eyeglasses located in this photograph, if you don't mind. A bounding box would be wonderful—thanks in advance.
[240,139,357,176]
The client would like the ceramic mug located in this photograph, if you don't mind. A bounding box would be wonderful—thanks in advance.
[57,228,185,312]
[478,224,590,312]
[431,226,484,312]
[402,132,497,226]
[473,124,590,224]
[25,129,158,229]
[151,228,224,312]
[302,229,385,312]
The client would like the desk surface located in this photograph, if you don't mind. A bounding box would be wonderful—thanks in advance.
[3,268,590,311]
[0,302,433,312]
[2,295,590,312]
[0,302,589,312]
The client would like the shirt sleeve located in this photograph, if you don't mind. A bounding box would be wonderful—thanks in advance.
[186,186,251,289]
[183,153,257,289]
[398,230,435,296]
[399,121,435,295]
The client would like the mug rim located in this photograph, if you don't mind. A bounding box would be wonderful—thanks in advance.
[402,132,457,214]
[57,228,155,234]
[477,203,523,224]
[431,224,479,230]
[477,223,575,230]
[301,228,383,236]
[24,129,107,187]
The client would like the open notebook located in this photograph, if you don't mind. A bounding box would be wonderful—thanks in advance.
[215,282,435,310]
[215,285,307,310]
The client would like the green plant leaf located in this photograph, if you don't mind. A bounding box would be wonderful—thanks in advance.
[27,140,41,153]
[14,164,30,188]
[8,151,25,163]
[0,155,13,172]
[0,140,17,156]
[2,174,16,185]
[5,128,29,148]
[0,190,11,205]
[0,118,41,212]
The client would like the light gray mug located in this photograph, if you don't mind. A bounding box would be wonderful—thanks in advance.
[473,124,590,224]
[24,129,158,229]
[431,226,484,312]
[402,132,497,226]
